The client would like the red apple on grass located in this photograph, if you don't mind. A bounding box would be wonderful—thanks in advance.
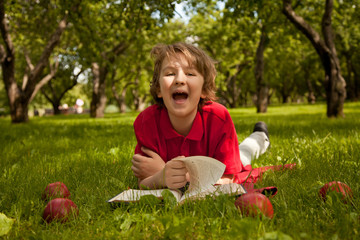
[235,192,274,219]
[319,181,353,204]
[43,198,79,223]
[42,182,70,200]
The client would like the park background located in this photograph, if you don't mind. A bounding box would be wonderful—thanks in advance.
[0,0,359,121]
[0,0,359,239]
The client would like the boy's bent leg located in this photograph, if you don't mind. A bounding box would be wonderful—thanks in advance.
[239,122,270,167]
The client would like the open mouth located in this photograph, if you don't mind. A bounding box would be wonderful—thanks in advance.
[172,92,189,104]
[172,92,188,101]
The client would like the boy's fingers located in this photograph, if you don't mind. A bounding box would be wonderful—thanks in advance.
[168,160,186,169]
[131,155,143,166]
[141,147,150,155]
[131,165,140,177]
[132,154,143,162]
[141,147,158,158]
[170,168,187,176]
[168,179,187,189]
[170,175,187,183]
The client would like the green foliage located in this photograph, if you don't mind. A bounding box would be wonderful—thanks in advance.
[0,102,359,239]
[2,0,359,116]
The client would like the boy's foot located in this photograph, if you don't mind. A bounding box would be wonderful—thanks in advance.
[253,121,270,141]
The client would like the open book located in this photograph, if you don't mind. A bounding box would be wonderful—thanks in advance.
[108,156,246,205]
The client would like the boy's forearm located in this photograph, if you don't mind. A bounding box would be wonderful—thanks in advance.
[138,168,166,189]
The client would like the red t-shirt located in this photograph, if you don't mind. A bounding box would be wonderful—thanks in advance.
[133,102,243,175]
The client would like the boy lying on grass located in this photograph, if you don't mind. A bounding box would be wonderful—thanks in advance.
[131,42,270,189]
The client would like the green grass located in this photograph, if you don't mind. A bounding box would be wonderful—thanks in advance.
[0,102,359,239]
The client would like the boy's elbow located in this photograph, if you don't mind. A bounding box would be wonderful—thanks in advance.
[138,178,145,189]
[138,178,151,190]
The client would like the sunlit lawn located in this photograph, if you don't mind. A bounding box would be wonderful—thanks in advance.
[0,102,359,239]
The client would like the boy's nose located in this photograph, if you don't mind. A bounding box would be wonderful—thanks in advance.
[174,71,186,85]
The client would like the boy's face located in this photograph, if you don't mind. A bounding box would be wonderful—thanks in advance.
[157,53,205,120]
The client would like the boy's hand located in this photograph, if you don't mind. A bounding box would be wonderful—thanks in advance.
[131,147,165,180]
[215,174,234,185]
[164,159,188,189]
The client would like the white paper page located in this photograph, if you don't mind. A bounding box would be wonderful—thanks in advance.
[174,156,226,195]
[108,189,182,203]
[179,183,246,202]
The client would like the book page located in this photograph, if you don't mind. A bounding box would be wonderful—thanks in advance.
[179,183,246,203]
[174,156,226,195]
[107,188,183,203]
[208,183,246,197]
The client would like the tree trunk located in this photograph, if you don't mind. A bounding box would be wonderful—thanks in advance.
[90,43,128,118]
[111,80,124,113]
[255,26,269,113]
[119,89,127,113]
[227,71,237,108]
[110,69,134,113]
[90,62,107,118]
[52,101,61,115]
[280,78,290,104]
[132,75,140,111]
[7,81,29,122]
[42,86,60,115]
[112,81,135,113]
[306,79,316,104]
[282,0,346,117]
[344,52,359,101]
[282,94,288,104]
[351,62,360,100]
[0,40,29,122]
[345,56,355,100]
[226,63,247,108]
[304,65,316,104]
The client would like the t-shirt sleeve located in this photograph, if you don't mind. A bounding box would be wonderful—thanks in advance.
[212,112,243,175]
[133,107,160,156]
[133,112,145,155]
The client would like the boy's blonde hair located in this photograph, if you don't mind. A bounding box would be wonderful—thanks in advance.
[150,42,217,108]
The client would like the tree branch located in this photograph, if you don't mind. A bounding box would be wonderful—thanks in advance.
[24,48,34,71]
[282,0,330,57]
[22,73,28,91]
[41,84,55,106]
[49,56,59,75]
[22,49,34,90]
[28,57,59,103]
[26,14,68,97]
[29,73,53,104]
[57,68,83,101]
[106,42,128,63]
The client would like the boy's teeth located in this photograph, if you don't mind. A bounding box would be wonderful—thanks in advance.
[173,92,188,100]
